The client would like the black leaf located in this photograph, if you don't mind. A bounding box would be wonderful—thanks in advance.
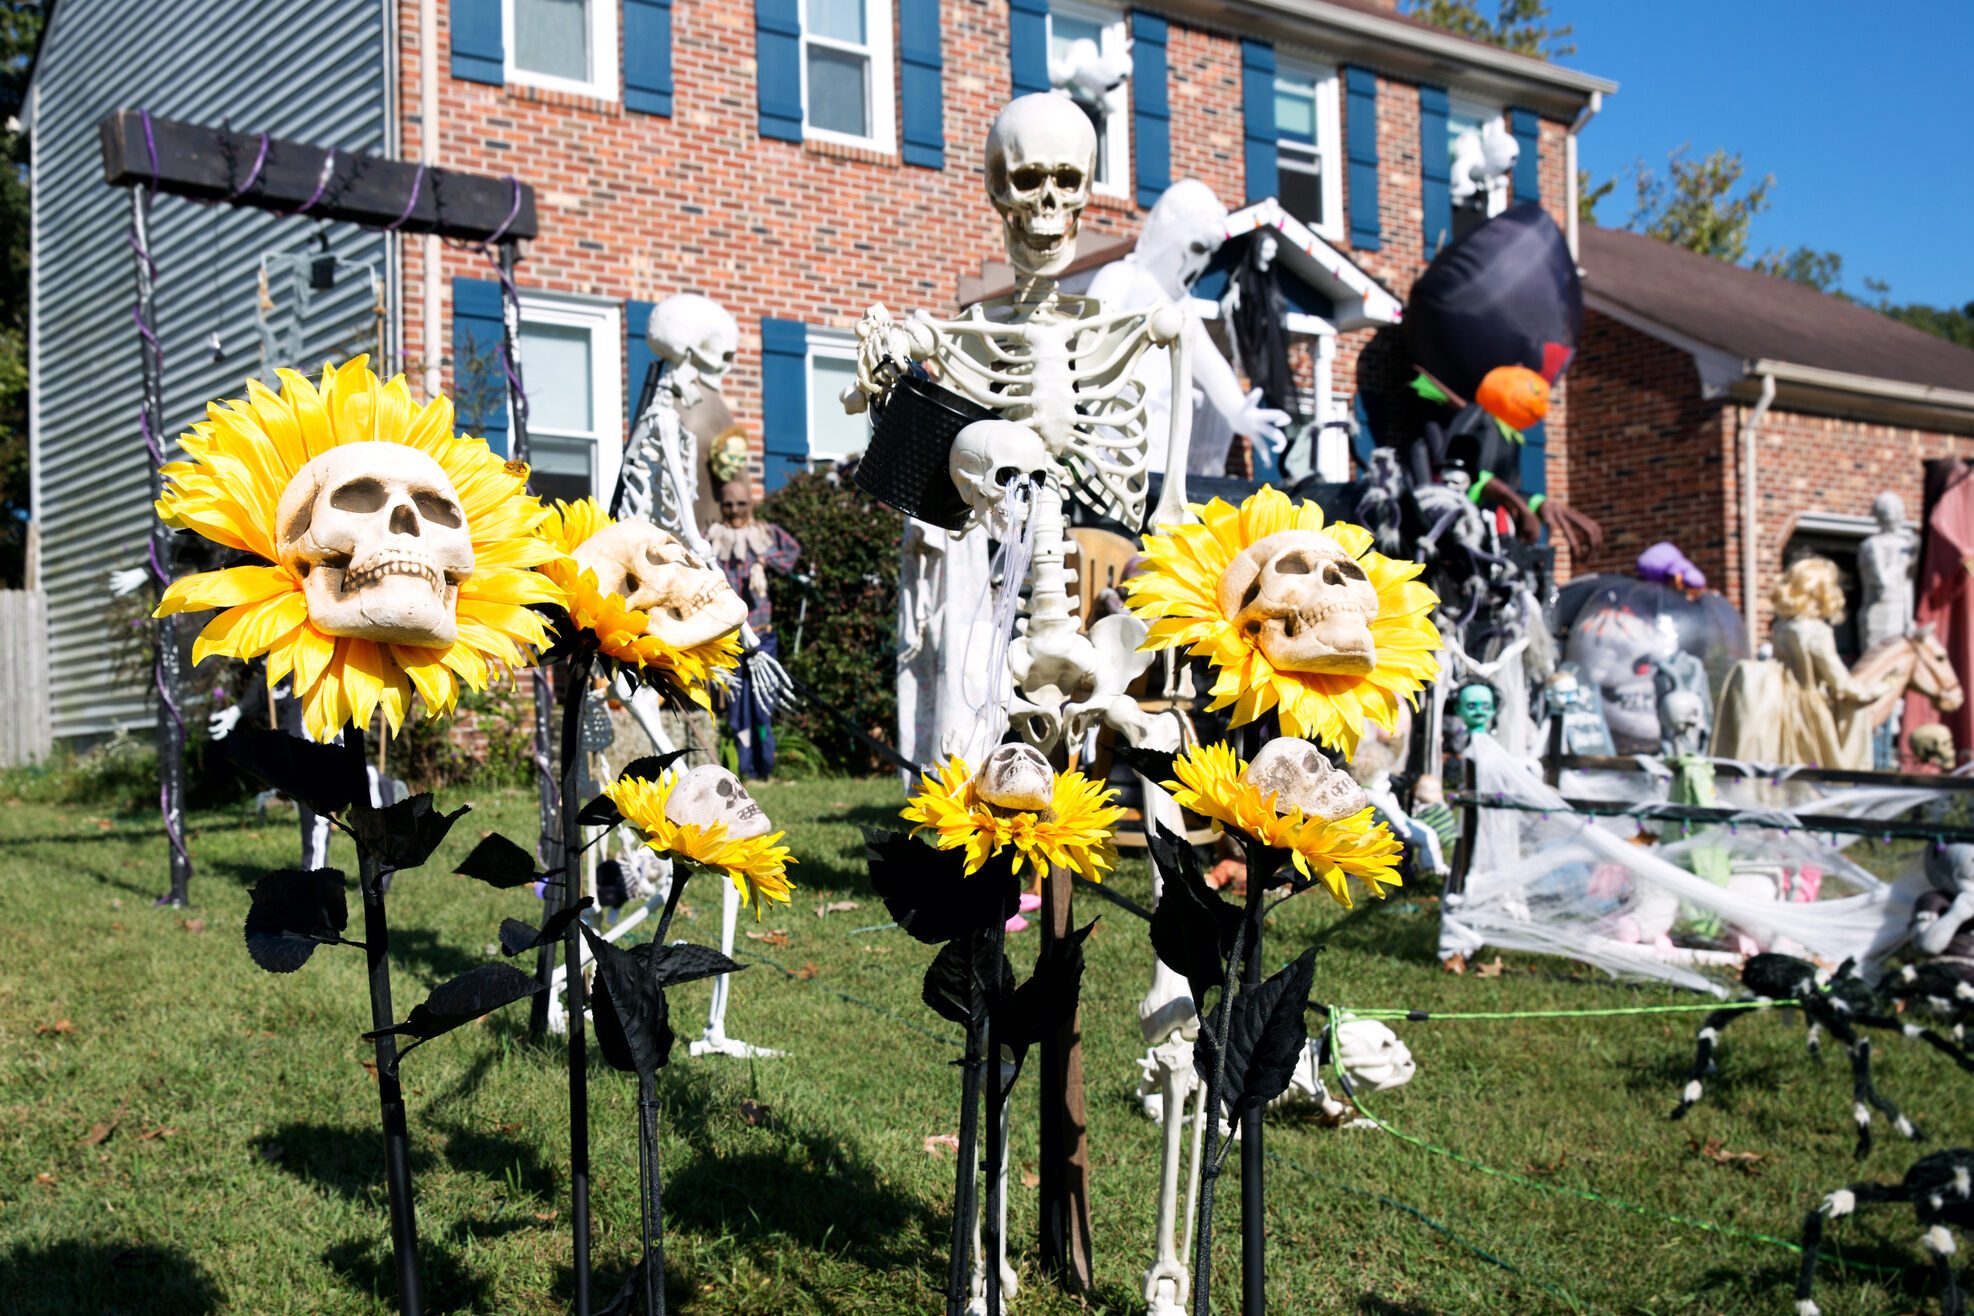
[243,869,350,973]
[922,933,1015,1028]
[582,924,674,1079]
[1110,743,1179,788]
[1148,824,1242,1010]
[455,833,541,889]
[362,962,542,1045]
[616,750,691,782]
[348,794,470,871]
[1197,946,1320,1113]
[1000,918,1097,1056]
[576,793,623,828]
[223,727,367,817]
[497,898,595,956]
[642,941,744,989]
[865,829,1019,944]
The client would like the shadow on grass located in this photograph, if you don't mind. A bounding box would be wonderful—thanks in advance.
[1358,1297,1442,1316]
[261,1119,559,1206]
[0,1240,224,1315]
[322,1232,497,1315]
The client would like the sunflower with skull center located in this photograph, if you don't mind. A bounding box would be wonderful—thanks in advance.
[153,358,563,742]
[1164,741,1402,908]
[606,770,795,914]
[536,498,743,706]
[1125,486,1440,756]
[901,749,1126,882]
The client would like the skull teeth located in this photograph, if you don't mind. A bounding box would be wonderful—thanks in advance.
[339,552,444,595]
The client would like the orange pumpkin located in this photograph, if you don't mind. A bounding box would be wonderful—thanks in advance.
[1476,365,1551,432]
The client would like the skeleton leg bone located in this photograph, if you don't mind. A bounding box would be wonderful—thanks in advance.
[967,1049,1020,1316]
[691,873,785,1058]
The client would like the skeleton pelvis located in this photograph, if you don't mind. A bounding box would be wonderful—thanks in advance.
[1013,619,1100,703]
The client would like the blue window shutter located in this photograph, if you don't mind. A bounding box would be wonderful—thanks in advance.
[900,0,945,169]
[1418,84,1450,256]
[757,0,804,142]
[1519,422,1547,499]
[1130,11,1169,208]
[1009,0,1049,98]
[451,0,504,84]
[1510,107,1541,204]
[625,300,658,428]
[1343,65,1380,250]
[1240,40,1276,205]
[624,0,674,116]
[453,277,510,457]
[760,318,809,492]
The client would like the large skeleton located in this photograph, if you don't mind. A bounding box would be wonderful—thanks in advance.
[845,93,1207,1316]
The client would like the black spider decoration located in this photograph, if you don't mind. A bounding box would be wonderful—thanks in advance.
[1670,953,1974,1159]
[1796,1148,1974,1316]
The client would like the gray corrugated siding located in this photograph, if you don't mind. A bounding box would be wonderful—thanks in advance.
[31,0,389,742]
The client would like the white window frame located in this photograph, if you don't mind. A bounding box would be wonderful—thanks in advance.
[1449,94,1512,220]
[513,291,623,504]
[1047,0,1130,200]
[804,331,867,465]
[1272,54,1343,243]
[503,0,619,100]
[799,0,897,154]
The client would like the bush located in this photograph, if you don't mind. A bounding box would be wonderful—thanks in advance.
[389,682,537,793]
[760,471,903,774]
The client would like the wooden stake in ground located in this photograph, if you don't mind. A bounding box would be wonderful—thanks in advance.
[1036,866,1093,1290]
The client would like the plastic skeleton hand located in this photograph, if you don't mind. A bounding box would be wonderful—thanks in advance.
[738,624,798,715]
[208,703,243,741]
[848,304,929,410]
[1236,387,1294,454]
[107,566,151,598]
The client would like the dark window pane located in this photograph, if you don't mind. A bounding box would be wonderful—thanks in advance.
[807,45,870,137]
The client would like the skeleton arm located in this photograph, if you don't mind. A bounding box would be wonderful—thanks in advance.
[1148,304,1192,532]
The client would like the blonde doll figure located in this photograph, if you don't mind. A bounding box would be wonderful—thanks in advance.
[1718,557,1883,768]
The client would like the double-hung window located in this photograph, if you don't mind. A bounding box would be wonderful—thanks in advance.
[1047,0,1129,199]
[1273,57,1342,240]
[802,0,896,151]
[505,0,618,100]
[805,333,868,465]
[1448,97,1511,240]
[515,295,623,506]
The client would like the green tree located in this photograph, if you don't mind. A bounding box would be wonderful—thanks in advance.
[0,2,42,588]
[1878,299,1974,351]
[1751,246,1848,296]
[1623,145,1772,264]
[1403,0,1574,59]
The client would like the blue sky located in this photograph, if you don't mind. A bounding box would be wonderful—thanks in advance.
[1561,3,1972,308]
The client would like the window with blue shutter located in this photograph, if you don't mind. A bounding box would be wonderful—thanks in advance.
[1510,108,1541,204]
[1343,65,1380,250]
[1240,40,1277,205]
[624,0,674,116]
[756,0,804,142]
[1418,85,1450,256]
[1009,0,1050,97]
[760,318,809,492]
[1129,11,1168,208]
[453,277,510,456]
[625,300,659,429]
[900,0,945,168]
[451,0,504,85]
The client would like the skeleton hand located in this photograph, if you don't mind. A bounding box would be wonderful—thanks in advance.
[740,627,798,715]
[851,304,925,405]
[1236,389,1293,453]
[208,703,243,741]
[107,566,151,598]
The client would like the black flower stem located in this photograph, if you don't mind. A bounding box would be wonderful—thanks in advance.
[349,720,424,1316]
[946,931,988,1316]
[982,910,1010,1316]
[1238,841,1271,1316]
[636,1068,667,1316]
[1189,894,1252,1316]
[559,649,597,1316]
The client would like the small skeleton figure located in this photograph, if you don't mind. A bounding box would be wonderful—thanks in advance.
[1274,1014,1416,1125]
[1912,723,1959,772]
[1658,688,1709,759]
[1544,663,1615,756]
[1796,1148,1974,1316]
[1670,953,1974,1160]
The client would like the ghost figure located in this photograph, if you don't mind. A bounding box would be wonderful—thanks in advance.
[274,441,475,647]
[1080,179,1290,477]
[664,763,772,839]
[1215,530,1381,676]
[976,742,1056,813]
[572,518,747,652]
[1449,118,1518,206]
[1243,737,1368,820]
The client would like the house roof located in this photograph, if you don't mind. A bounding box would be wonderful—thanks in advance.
[1582,224,1974,396]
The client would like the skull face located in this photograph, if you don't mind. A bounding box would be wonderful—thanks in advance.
[1242,737,1368,821]
[976,742,1056,813]
[950,420,1051,535]
[664,763,771,839]
[1911,723,1956,772]
[647,293,739,383]
[1658,689,1705,754]
[1335,1018,1416,1092]
[572,519,746,651]
[1216,531,1379,675]
[274,441,475,647]
[1134,179,1229,302]
[985,94,1097,279]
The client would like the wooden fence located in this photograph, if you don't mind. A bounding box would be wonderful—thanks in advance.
[0,591,52,766]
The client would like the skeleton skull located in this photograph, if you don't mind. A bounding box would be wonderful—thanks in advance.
[1334,1018,1416,1092]
[274,441,474,647]
[572,519,747,651]
[647,293,739,383]
[976,742,1056,813]
[950,419,1051,533]
[664,763,771,839]
[985,94,1097,279]
[1216,531,1380,675]
[1243,737,1368,821]
[1658,689,1707,756]
[1911,723,1956,772]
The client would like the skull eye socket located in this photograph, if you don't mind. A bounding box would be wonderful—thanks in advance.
[1011,165,1047,192]
[1053,167,1084,192]
[715,778,735,798]
[330,479,387,514]
[1303,752,1323,773]
[1274,552,1314,576]
[623,572,641,595]
[1322,558,1369,586]
[414,492,462,528]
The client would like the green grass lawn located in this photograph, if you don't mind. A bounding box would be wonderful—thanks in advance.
[3,776,1971,1314]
